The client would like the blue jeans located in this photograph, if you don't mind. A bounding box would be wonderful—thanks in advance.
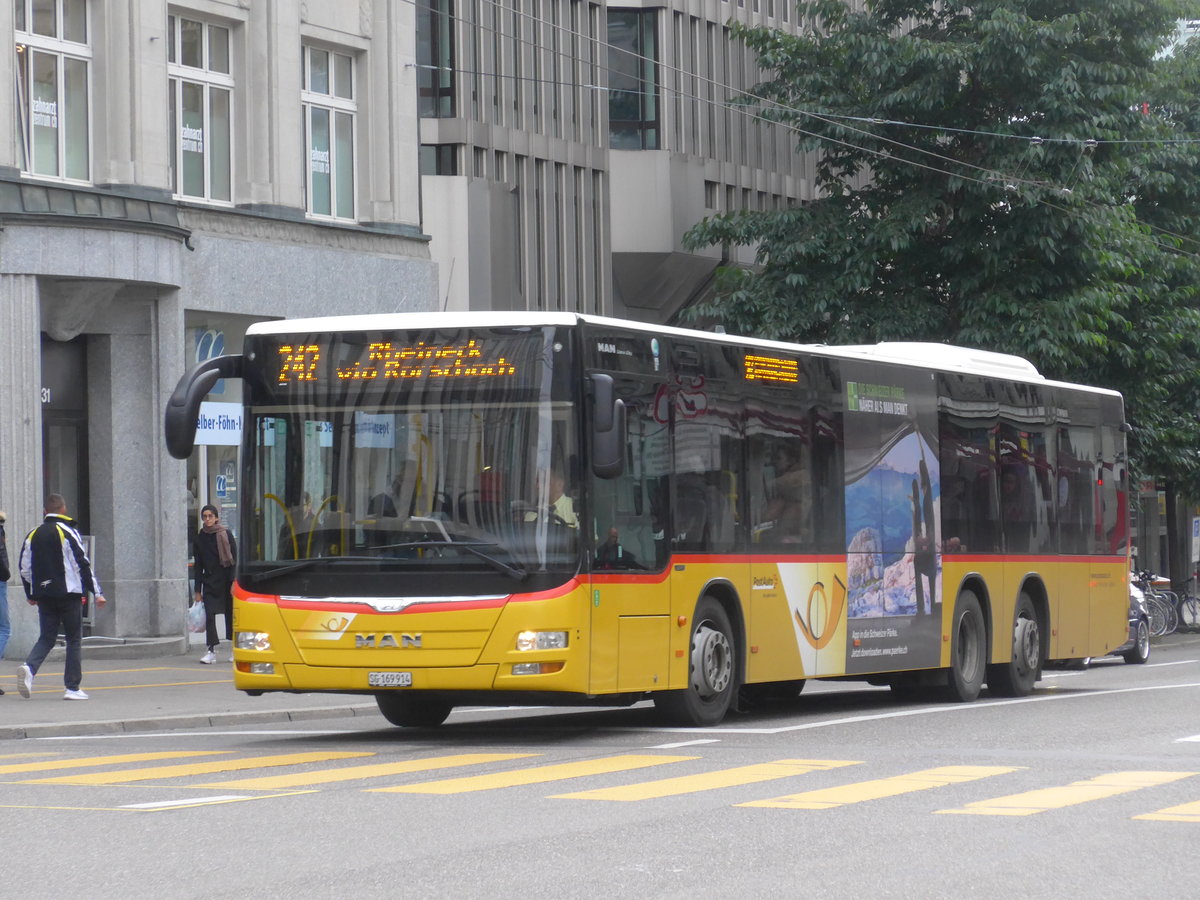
[0,580,10,660]
[25,594,84,692]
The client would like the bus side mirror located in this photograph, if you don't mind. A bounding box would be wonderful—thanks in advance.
[164,355,246,459]
[589,373,626,479]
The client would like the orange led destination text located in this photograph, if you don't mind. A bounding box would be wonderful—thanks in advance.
[744,354,799,384]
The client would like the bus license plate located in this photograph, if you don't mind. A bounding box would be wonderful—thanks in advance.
[368,672,412,687]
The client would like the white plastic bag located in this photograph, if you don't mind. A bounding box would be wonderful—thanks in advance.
[187,599,206,634]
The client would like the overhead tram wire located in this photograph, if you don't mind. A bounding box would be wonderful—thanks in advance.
[400,0,1200,260]
[403,0,1057,194]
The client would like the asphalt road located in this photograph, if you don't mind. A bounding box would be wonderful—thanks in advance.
[4,639,1199,899]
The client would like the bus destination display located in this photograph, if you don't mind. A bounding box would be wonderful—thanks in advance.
[275,339,519,385]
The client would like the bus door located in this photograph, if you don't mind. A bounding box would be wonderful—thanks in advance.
[587,374,673,694]
[744,355,847,684]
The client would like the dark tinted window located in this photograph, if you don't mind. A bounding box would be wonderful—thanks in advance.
[938,374,1000,554]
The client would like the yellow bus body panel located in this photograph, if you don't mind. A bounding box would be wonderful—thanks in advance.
[232,552,1128,696]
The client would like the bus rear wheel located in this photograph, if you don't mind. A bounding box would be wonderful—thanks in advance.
[375,693,453,727]
[944,589,986,702]
[987,592,1041,697]
[654,596,736,726]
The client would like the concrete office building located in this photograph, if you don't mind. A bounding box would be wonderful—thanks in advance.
[0,1,436,656]
[418,0,830,322]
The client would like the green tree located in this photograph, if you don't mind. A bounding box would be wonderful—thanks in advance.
[684,0,1200,506]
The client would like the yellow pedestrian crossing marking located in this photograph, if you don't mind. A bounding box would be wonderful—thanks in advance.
[0,751,228,776]
[195,754,536,790]
[554,759,861,802]
[371,754,697,795]
[18,752,375,785]
[938,770,1198,816]
[1135,798,1200,822]
[737,766,1021,810]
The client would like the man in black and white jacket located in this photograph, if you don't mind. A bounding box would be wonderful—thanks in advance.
[17,494,106,700]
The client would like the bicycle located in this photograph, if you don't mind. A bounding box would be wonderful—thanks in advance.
[1133,571,1177,637]
[1176,576,1200,632]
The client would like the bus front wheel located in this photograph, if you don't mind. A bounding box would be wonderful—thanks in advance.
[944,589,986,702]
[987,592,1041,697]
[654,596,737,726]
[375,692,453,727]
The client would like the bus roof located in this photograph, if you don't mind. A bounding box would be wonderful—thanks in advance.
[245,311,1119,397]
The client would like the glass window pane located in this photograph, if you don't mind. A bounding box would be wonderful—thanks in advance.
[334,53,353,99]
[180,80,206,196]
[168,80,177,189]
[16,47,30,169]
[181,18,203,69]
[63,0,86,43]
[209,25,230,74]
[309,48,329,94]
[335,111,354,218]
[64,55,87,180]
[168,16,175,63]
[32,50,59,176]
[209,87,231,201]
[309,106,331,215]
[15,0,26,32]
[32,0,55,37]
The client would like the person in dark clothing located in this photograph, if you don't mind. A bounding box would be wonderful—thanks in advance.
[16,494,106,700]
[0,508,11,695]
[193,503,236,664]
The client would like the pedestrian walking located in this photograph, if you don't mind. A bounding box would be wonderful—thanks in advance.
[193,503,236,664]
[0,508,12,694]
[16,494,106,700]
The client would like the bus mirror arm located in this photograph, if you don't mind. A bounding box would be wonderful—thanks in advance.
[164,354,246,460]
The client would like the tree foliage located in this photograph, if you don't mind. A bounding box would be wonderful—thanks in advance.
[683,0,1200,496]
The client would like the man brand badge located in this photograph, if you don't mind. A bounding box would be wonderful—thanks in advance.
[794,576,847,651]
[355,633,422,648]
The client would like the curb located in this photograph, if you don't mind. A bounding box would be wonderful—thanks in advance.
[0,703,380,741]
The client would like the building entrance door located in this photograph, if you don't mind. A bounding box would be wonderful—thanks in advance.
[40,335,90,529]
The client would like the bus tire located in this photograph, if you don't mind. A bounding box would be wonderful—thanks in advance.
[654,596,736,726]
[987,592,1041,697]
[944,589,986,702]
[375,693,453,727]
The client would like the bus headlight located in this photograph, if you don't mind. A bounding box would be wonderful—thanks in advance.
[515,631,568,651]
[236,631,272,651]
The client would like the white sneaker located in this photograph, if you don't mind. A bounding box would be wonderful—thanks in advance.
[199,650,216,665]
[17,664,33,698]
[63,689,89,701]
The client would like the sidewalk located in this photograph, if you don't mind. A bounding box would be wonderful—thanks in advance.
[0,641,379,740]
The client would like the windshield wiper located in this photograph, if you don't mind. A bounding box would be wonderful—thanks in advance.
[384,539,529,580]
[244,555,403,581]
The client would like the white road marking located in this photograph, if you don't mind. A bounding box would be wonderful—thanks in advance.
[621,682,1200,735]
[120,795,249,809]
[648,739,722,749]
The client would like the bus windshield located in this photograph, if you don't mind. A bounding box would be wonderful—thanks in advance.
[240,326,581,595]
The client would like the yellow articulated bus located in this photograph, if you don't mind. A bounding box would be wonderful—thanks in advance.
[164,312,1130,727]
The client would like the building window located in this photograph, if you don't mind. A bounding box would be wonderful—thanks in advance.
[168,15,232,202]
[607,10,659,150]
[302,45,356,220]
[14,0,91,181]
[419,144,459,175]
[417,0,456,118]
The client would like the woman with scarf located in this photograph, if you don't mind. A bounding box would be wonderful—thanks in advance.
[192,504,237,664]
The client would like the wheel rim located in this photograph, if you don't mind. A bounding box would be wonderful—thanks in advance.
[691,621,732,698]
[1137,620,1150,656]
[1013,615,1039,674]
